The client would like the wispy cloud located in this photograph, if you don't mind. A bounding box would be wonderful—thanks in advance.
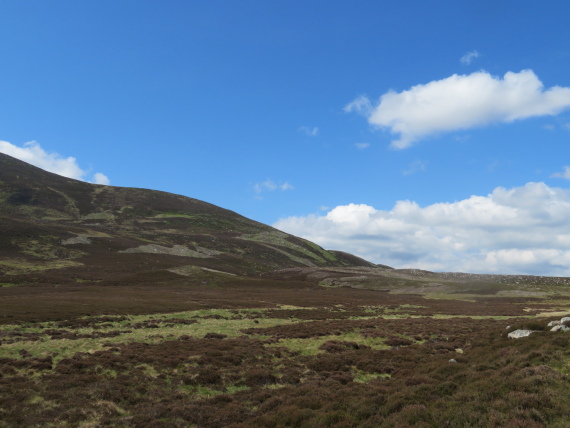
[299,126,319,137]
[551,166,570,179]
[253,180,294,194]
[0,140,110,185]
[354,142,370,150]
[274,182,570,276]
[460,50,480,65]
[344,96,372,115]
[346,70,570,149]
[403,160,428,175]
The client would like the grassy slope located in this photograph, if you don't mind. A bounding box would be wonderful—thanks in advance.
[0,153,373,289]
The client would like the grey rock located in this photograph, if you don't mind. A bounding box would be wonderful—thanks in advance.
[448,359,457,363]
[508,329,534,339]
[547,320,561,327]
[561,317,570,324]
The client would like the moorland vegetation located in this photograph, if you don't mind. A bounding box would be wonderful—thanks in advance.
[2,152,570,427]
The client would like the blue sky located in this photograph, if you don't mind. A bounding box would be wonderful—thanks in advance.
[2,1,570,275]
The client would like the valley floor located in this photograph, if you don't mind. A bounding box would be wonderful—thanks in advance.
[2,277,570,427]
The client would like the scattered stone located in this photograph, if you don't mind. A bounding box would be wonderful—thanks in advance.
[508,330,534,339]
[561,317,570,324]
[547,320,561,327]
[448,359,457,363]
[551,325,570,332]
[455,348,464,354]
[506,326,511,330]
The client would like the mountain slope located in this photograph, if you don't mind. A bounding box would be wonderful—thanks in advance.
[0,153,373,286]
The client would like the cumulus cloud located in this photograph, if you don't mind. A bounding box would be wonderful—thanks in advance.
[460,50,480,65]
[253,180,294,194]
[551,166,570,179]
[93,172,111,185]
[346,70,570,149]
[274,182,570,276]
[0,140,110,185]
[299,126,319,137]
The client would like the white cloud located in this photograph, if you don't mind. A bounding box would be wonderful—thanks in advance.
[93,172,111,185]
[0,141,110,185]
[253,180,293,194]
[346,70,570,149]
[403,160,427,175]
[551,166,570,179]
[354,142,370,150]
[274,182,570,276]
[344,96,372,115]
[299,126,319,137]
[460,50,480,65]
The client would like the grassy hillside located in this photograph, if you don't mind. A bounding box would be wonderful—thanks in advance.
[0,153,373,290]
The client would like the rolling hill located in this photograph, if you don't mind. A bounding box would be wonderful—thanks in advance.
[0,152,373,289]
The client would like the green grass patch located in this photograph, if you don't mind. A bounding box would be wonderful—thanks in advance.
[154,213,198,219]
[267,331,391,356]
[179,384,250,399]
[0,259,83,275]
[353,371,391,383]
[0,282,20,287]
[0,308,300,362]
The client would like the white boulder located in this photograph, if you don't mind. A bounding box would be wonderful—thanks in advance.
[508,329,534,339]
[547,320,561,327]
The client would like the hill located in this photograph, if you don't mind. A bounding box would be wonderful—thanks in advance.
[0,152,373,287]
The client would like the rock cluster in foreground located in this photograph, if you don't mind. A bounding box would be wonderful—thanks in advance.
[508,315,570,339]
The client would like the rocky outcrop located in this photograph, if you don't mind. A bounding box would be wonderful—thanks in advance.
[508,315,570,338]
[550,316,570,332]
